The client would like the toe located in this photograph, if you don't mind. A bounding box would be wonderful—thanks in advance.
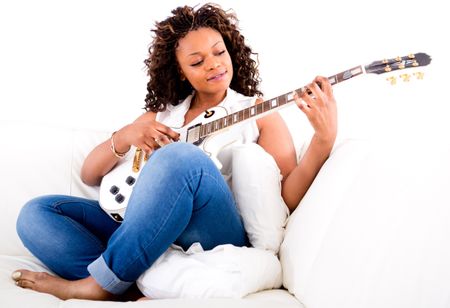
[16,278,35,289]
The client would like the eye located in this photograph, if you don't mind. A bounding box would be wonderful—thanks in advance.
[217,50,226,56]
[190,59,203,67]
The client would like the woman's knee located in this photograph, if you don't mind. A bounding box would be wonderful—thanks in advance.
[16,195,55,241]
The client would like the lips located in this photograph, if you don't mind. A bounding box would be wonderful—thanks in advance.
[207,71,227,81]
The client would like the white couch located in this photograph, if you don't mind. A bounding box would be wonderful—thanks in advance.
[2,101,450,308]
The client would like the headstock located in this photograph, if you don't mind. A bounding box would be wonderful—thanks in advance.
[365,52,431,85]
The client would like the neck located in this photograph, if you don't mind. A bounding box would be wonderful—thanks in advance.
[192,90,227,110]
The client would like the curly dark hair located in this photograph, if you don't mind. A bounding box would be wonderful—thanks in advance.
[144,3,262,112]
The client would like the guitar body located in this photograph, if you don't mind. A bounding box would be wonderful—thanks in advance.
[98,52,431,222]
[99,105,242,222]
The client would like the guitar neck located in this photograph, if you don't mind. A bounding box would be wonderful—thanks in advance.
[198,65,365,138]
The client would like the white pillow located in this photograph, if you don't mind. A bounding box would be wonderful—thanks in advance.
[136,243,282,299]
[231,143,289,253]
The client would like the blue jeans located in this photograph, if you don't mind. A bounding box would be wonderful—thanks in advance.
[16,143,248,294]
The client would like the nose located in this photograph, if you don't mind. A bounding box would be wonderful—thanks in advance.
[205,57,220,70]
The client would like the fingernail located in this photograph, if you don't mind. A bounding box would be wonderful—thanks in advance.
[12,271,21,280]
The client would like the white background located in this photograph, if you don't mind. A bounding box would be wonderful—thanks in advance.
[0,0,448,141]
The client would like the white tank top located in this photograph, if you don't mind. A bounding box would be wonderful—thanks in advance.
[156,88,260,185]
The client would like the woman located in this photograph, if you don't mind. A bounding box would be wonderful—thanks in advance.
[12,3,337,301]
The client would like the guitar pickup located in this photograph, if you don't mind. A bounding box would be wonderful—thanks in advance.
[132,148,143,172]
[186,123,203,145]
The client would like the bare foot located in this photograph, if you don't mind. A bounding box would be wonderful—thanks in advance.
[12,269,115,301]
[119,283,148,302]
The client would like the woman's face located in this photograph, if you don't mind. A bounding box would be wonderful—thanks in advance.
[175,27,233,97]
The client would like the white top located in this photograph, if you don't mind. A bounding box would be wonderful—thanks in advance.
[156,88,260,186]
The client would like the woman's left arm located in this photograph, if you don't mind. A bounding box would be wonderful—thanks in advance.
[257,76,337,213]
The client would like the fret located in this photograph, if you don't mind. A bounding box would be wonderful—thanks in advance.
[243,107,249,120]
[200,125,205,138]
[249,106,256,117]
[263,100,271,111]
[228,114,233,126]
[214,120,219,132]
[256,103,263,115]
[277,94,287,106]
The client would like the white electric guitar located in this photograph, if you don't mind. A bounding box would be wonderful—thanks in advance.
[99,52,432,222]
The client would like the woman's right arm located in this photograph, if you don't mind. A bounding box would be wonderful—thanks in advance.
[80,112,180,186]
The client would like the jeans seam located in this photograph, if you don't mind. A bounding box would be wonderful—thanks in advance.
[51,199,107,250]
[192,171,234,212]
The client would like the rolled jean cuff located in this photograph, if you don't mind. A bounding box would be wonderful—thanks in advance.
[87,255,134,295]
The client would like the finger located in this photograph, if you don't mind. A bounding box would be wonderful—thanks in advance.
[293,91,312,117]
[309,81,326,105]
[153,136,164,148]
[315,76,333,96]
[141,143,154,155]
[293,91,309,110]
[300,84,317,108]
[155,134,173,146]
[154,123,180,141]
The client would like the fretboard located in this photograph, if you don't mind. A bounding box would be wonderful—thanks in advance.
[198,65,365,138]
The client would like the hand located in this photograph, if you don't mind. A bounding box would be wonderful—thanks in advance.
[114,112,180,154]
[293,76,337,146]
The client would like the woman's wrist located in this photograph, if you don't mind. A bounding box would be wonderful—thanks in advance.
[310,133,335,155]
[110,130,131,158]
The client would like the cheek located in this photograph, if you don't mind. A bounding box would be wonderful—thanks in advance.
[184,70,203,86]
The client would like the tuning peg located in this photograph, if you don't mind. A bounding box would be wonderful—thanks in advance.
[412,60,419,67]
[413,72,425,80]
[395,56,402,62]
[386,76,397,85]
[384,65,392,72]
[399,73,411,82]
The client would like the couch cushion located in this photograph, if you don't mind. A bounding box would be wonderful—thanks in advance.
[137,243,282,299]
[0,122,109,256]
[280,138,450,308]
[231,143,289,253]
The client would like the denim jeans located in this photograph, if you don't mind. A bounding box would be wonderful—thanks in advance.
[16,142,249,294]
